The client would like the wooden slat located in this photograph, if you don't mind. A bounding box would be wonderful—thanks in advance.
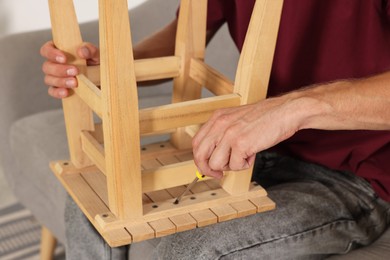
[51,161,98,175]
[81,131,106,174]
[142,194,153,204]
[169,214,197,232]
[142,186,266,221]
[99,0,143,219]
[148,218,176,238]
[142,161,203,193]
[175,152,194,162]
[141,142,178,161]
[156,154,180,165]
[249,196,276,213]
[222,0,284,195]
[189,59,234,96]
[210,205,237,222]
[53,170,109,223]
[134,56,181,82]
[141,158,162,170]
[204,180,221,190]
[146,190,173,203]
[125,223,155,243]
[230,200,257,218]
[48,0,94,168]
[190,181,211,194]
[86,56,181,85]
[103,228,132,247]
[81,171,108,206]
[156,155,191,198]
[139,94,241,135]
[190,209,218,227]
[166,185,189,198]
[76,74,102,118]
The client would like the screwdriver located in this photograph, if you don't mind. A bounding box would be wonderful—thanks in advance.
[174,170,205,204]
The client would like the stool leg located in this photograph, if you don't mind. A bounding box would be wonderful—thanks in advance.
[40,226,57,260]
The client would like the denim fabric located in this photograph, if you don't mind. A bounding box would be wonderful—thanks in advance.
[65,153,390,260]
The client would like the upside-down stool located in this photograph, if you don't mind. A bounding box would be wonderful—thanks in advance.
[48,0,283,247]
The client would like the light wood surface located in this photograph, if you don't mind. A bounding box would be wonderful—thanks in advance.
[80,130,106,174]
[48,0,282,247]
[48,0,94,168]
[139,94,241,135]
[40,226,57,260]
[171,0,207,149]
[76,75,102,118]
[189,58,234,96]
[86,56,181,85]
[99,0,143,219]
[222,0,284,195]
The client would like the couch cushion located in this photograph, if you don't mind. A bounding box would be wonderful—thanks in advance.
[10,109,69,243]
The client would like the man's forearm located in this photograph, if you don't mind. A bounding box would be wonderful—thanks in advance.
[287,70,390,132]
[133,20,177,60]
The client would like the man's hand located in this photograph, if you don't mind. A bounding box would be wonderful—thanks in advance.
[40,41,100,99]
[192,97,303,179]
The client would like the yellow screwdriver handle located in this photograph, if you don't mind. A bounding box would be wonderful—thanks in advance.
[196,170,205,180]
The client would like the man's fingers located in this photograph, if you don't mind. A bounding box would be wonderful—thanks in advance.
[193,136,224,179]
[77,42,100,65]
[42,61,79,78]
[40,41,66,64]
[44,75,78,89]
[48,86,69,99]
[208,142,231,171]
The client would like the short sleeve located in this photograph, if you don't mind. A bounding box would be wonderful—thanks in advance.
[206,0,226,32]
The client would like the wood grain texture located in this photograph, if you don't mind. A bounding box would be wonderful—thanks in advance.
[189,58,234,96]
[81,131,106,174]
[210,204,238,222]
[86,56,181,85]
[148,218,176,238]
[76,75,102,118]
[126,223,155,243]
[171,0,207,149]
[99,0,143,219]
[230,200,257,218]
[139,94,241,135]
[190,209,218,227]
[169,214,197,232]
[48,0,94,168]
[222,0,284,195]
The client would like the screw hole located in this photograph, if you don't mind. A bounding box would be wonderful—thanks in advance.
[102,214,109,218]
[190,196,196,200]
[152,205,158,208]
[63,162,69,166]
[160,144,165,148]
[141,147,147,151]
[211,192,217,196]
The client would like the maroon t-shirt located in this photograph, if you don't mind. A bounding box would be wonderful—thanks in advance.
[207,0,390,201]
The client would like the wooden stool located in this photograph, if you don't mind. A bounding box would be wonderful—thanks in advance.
[48,0,283,247]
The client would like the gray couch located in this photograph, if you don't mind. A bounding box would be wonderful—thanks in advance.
[0,0,389,259]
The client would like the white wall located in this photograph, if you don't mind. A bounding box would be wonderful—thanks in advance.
[0,0,147,37]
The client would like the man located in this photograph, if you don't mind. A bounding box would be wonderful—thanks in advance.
[41,0,390,259]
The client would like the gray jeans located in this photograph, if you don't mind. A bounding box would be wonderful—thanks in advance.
[65,153,390,259]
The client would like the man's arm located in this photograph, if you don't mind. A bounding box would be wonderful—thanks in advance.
[192,71,390,178]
